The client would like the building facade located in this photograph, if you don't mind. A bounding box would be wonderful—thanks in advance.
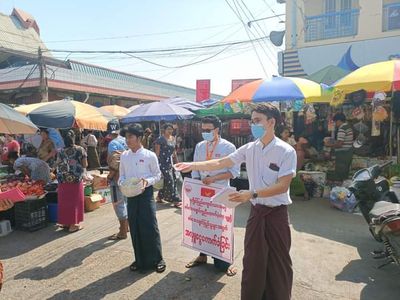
[0,8,222,107]
[279,0,400,78]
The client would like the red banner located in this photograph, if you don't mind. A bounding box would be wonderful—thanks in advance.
[231,78,259,92]
[196,79,211,102]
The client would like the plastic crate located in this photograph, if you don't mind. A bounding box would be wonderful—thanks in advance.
[14,198,48,232]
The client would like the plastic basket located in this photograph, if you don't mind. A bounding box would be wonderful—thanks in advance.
[14,198,48,232]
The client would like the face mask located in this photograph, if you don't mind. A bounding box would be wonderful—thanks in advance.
[202,132,214,142]
[251,123,266,139]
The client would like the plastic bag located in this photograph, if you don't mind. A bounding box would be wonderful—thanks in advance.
[329,186,357,213]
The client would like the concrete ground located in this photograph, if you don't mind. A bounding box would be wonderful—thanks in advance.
[1,198,399,300]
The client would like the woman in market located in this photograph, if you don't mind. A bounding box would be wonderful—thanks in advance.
[1,134,20,163]
[56,130,88,233]
[154,123,181,207]
[37,128,57,166]
[8,152,51,183]
[0,199,14,292]
[82,130,101,170]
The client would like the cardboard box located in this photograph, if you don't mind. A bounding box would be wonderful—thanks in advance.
[84,194,103,212]
[92,174,108,191]
[97,188,112,205]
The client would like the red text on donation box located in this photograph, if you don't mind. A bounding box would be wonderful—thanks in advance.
[182,178,235,264]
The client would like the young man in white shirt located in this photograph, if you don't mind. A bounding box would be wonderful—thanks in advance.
[175,104,297,300]
[119,124,166,273]
[185,116,240,276]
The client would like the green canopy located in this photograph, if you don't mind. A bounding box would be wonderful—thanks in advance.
[306,65,350,86]
[195,102,251,117]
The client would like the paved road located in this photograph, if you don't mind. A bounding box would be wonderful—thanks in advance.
[1,198,399,299]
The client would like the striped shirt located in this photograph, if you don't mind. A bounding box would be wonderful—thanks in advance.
[337,123,353,149]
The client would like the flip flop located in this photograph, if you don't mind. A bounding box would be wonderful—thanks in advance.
[108,233,127,240]
[226,266,238,277]
[185,259,207,268]
[173,202,182,208]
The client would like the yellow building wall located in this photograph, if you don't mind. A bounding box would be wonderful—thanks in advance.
[285,0,400,50]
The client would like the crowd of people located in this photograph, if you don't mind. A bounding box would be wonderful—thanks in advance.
[1,104,356,299]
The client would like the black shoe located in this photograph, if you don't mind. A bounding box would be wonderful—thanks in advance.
[130,262,139,272]
[156,261,166,273]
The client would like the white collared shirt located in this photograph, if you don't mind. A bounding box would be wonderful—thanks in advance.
[229,137,297,207]
[119,147,161,187]
[191,138,240,186]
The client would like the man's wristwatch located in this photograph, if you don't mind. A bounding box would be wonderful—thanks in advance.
[252,190,258,199]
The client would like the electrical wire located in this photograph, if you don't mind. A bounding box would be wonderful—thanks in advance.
[224,0,269,77]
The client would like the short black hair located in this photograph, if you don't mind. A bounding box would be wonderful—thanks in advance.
[64,130,76,147]
[121,123,144,138]
[251,103,282,128]
[162,123,173,131]
[39,128,49,134]
[333,112,346,122]
[201,115,221,129]
[8,151,19,161]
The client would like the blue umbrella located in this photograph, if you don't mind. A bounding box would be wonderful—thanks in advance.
[120,102,194,123]
[162,97,205,111]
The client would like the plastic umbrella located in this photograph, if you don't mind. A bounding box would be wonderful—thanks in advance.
[222,76,325,103]
[334,60,400,93]
[120,101,194,123]
[0,103,38,134]
[15,99,118,130]
[162,97,205,111]
[99,105,131,119]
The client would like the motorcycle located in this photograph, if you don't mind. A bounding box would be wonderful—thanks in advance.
[348,161,400,267]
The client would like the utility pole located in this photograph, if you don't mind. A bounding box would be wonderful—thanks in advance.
[38,47,48,102]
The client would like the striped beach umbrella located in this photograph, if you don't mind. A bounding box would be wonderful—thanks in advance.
[0,103,38,134]
[15,100,117,130]
[222,77,325,103]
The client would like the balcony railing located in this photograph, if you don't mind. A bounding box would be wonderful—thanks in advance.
[383,2,400,31]
[305,9,360,42]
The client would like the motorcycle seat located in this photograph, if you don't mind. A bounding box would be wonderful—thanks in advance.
[369,201,400,219]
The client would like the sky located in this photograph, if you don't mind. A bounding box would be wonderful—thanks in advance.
[0,0,285,96]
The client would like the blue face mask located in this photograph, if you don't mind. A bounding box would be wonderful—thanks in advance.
[202,132,214,142]
[251,124,266,139]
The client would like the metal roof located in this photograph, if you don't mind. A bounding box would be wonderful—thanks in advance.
[0,12,50,56]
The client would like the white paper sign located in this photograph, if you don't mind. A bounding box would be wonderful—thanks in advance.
[181,178,235,264]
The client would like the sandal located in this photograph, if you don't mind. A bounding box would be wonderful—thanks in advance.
[185,257,207,268]
[226,266,238,277]
[130,262,139,272]
[68,225,83,233]
[173,202,182,208]
[156,261,166,273]
[108,233,127,240]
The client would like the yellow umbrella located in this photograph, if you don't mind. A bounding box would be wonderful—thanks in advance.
[334,60,400,93]
[99,105,131,119]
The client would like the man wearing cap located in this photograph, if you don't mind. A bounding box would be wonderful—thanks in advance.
[175,103,297,299]
[185,115,240,276]
[119,124,166,273]
[107,130,129,240]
